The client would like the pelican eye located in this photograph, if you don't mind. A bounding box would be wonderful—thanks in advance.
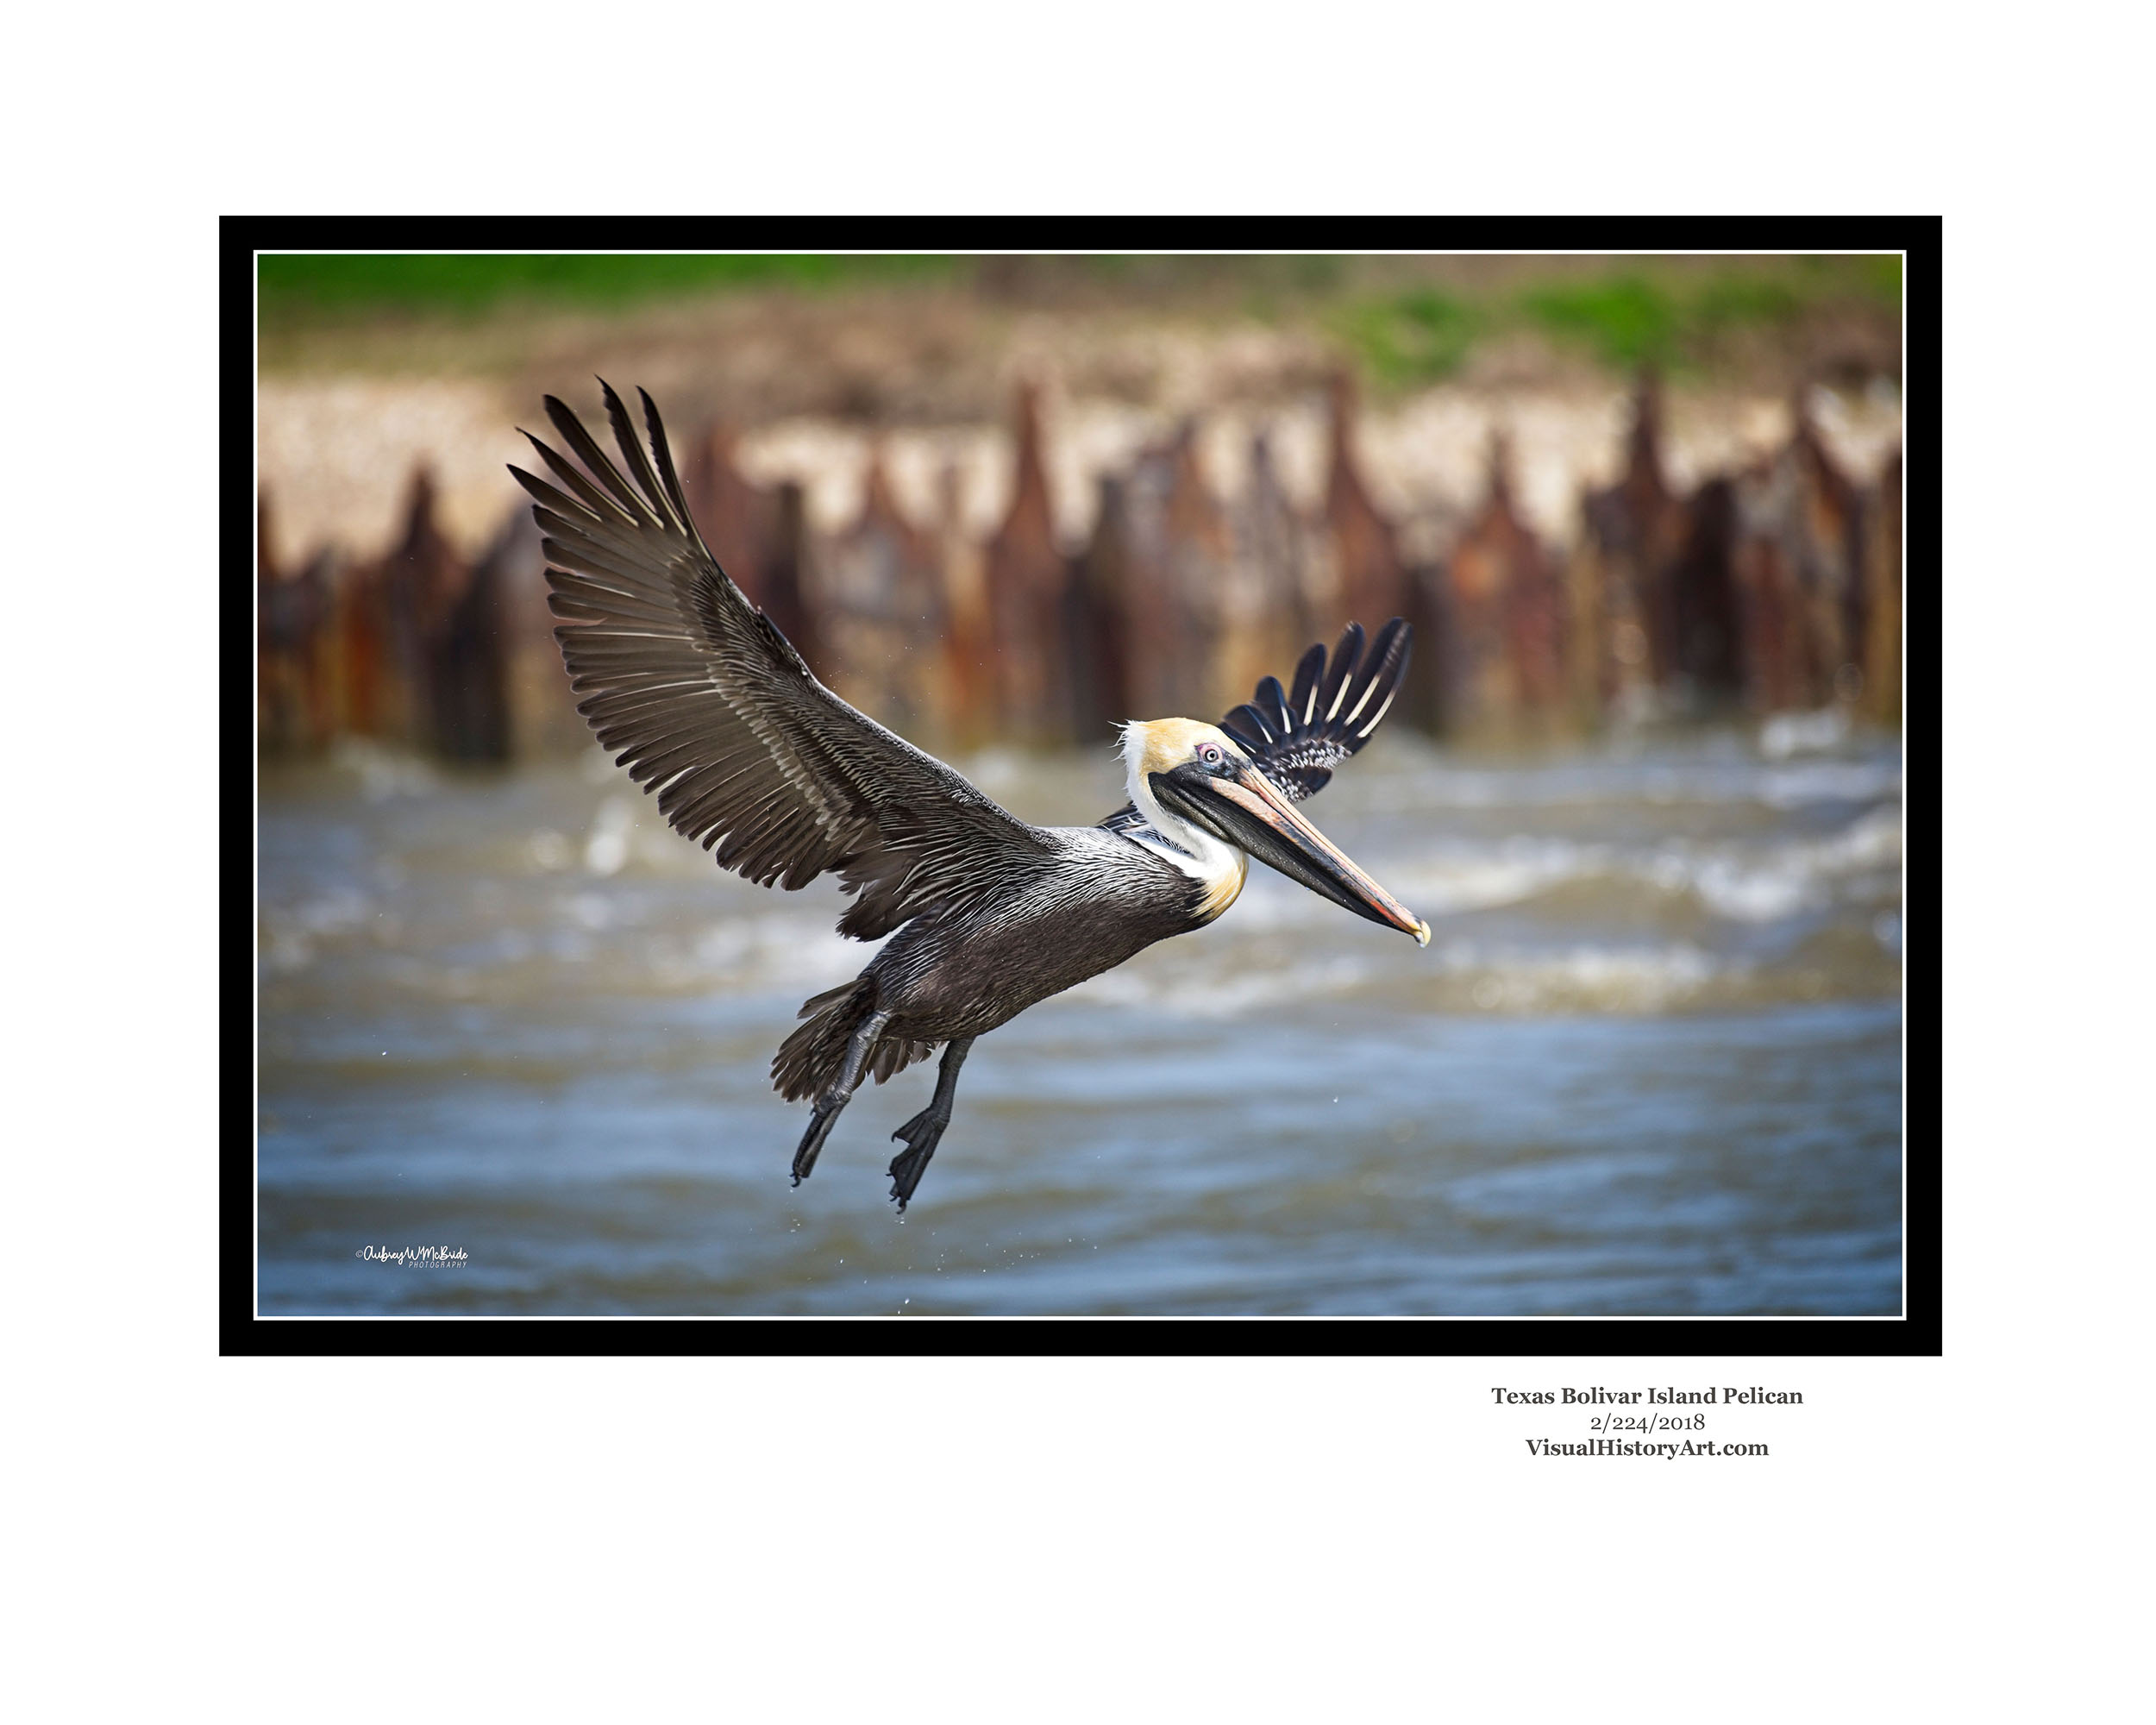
[1198,742,1227,772]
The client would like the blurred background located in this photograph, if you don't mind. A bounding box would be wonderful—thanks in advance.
[255,253,1903,1316]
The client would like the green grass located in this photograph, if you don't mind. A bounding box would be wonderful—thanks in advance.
[255,253,1342,328]
[1334,287,1483,386]
[257,253,962,325]
[257,252,1903,385]
[1338,256,1900,386]
[1520,278,1684,370]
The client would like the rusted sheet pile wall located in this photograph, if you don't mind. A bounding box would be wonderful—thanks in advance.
[257,375,1903,760]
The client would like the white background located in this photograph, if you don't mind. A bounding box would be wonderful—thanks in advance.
[8,3,2145,1717]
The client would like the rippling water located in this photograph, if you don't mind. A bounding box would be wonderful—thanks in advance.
[256,717,1902,1315]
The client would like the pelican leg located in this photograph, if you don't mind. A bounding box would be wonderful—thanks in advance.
[791,1007,893,1187]
[888,1037,974,1212]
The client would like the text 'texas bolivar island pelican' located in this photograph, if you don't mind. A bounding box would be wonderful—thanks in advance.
[513,384,1431,1210]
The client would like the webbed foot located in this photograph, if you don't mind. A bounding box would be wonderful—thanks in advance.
[887,1105,951,1212]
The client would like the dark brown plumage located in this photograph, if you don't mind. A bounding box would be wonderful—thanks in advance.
[512,382,1426,1210]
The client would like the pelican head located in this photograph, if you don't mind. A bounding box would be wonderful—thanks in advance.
[1121,718,1431,945]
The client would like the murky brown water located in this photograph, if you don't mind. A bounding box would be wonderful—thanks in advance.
[256,716,1902,1314]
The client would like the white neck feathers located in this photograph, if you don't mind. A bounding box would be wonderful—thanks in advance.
[1119,722,1248,919]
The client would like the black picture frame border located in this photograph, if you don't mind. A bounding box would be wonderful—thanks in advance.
[227,212,1937,1357]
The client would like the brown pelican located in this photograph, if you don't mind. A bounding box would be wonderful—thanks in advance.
[512,383,1430,1210]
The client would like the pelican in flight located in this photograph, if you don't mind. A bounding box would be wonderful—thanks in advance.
[512,384,1429,1210]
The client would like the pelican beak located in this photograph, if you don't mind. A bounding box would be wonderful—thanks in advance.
[1154,761,1432,945]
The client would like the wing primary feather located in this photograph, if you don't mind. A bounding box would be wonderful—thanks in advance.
[637,386,701,541]
[1342,619,1412,738]
[1319,623,1365,720]
[1207,618,1411,807]
[538,530,679,594]
[543,394,658,528]
[1289,643,1325,724]
[1339,649,1386,728]
[545,582,680,630]
[544,567,672,613]
[518,434,637,527]
[599,380,679,532]
[1354,684,1401,739]
[507,461,596,524]
[1363,616,1409,693]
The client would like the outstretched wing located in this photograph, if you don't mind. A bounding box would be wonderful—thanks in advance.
[1217,618,1413,801]
[512,381,1054,942]
[1099,618,1414,835]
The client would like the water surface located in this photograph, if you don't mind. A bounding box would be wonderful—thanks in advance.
[257,720,1902,1315]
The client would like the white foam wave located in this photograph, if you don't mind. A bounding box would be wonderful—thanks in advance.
[1386,837,1610,913]
[1070,954,1376,1018]
[1759,707,1851,759]
[1429,938,1734,1012]
[583,797,634,876]
[1680,806,1902,921]
[328,738,438,801]
[296,888,370,935]
[1758,761,1902,809]
[1370,807,1902,927]
[661,918,888,996]
[1069,935,1746,1018]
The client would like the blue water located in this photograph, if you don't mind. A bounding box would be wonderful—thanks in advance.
[257,727,1902,1315]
